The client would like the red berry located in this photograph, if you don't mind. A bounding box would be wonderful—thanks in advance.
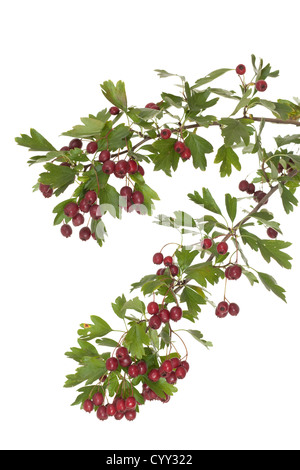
[254,191,268,203]
[145,102,160,110]
[247,183,256,195]
[60,162,71,167]
[106,357,119,371]
[159,309,170,323]
[39,183,51,194]
[128,160,138,174]
[217,242,228,255]
[170,357,181,369]
[118,356,132,368]
[160,129,172,139]
[267,227,278,239]
[228,303,240,316]
[116,347,128,360]
[181,360,190,372]
[69,138,82,149]
[175,366,186,380]
[90,204,101,220]
[215,308,228,319]
[166,372,177,384]
[96,406,108,421]
[181,147,192,160]
[128,364,139,378]
[86,141,98,154]
[217,301,229,315]
[227,264,242,280]
[137,165,145,176]
[79,198,91,213]
[169,306,183,322]
[115,160,130,177]
[163,256,173,266]
[256,80,268,92]
[92,392,104,407]
[153,252,164,265]
[83,399,94,413]
[109,106,120,115]
[125,410,136,421]
[201,238,213,250]
[84,190,97,205]
[72,213,85,227]
[236,64,246,75]
[102,160,115,174]
[125,397,136,410]
[161,360,173,373]
[156,268,166,276]
[43,187,54,198]
[114,411,124,420]
[137,361,148,375]
[79,227,92,241]
[147,302,159,315]
[60,146,70,151]
[148,369,160,382]
[149,315,162,330]
[99,150,111,163]
[61,224,72,238]
[239,180,249,192]
[132,191,144,204]
[120,186,133,199]
[170,265,179,276]
[174,141,185,153]
[106,403,117,416]
[64,202,79,218]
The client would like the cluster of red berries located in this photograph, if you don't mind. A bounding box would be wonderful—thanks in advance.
[119,186,145,213]
[174,141,192,160]
[146,357,189,386]
[201,238,229,255]
[153,252,179,277]
[39,183,53,199]
[147,301,183,330]
[239,179,268,205]
[83,390,138,422]
[106,347,147,375]
[216,301,240,318]
[235,64,268,92]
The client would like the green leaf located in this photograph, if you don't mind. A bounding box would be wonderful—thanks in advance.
[185,262,224,288]
[279,184,299,214]
[257,272,287,302]
[175,248,199,272]
[151,138,179,176]
[97,124,132,151]
[112,294,127,319]
[193,68,232,88]
[144,377,178,399]
[185,133,213,171]
[95,338,120,348]
[65,339,99,363]
[77,316,112,340]
[15,128,56,152]
[188,188,222,215]
[121,297,146,315]
[180,286,206,314]
[185,329,213,349]
[275,134,300,147]
[100,183,122,218]
[231,88,252,116]
[220,118,253,147]
[155,69,185,82]
[214,145,241,177]
[161,92,183,108]
[39,163,76,190]
[225,193,237,223]
[100,80,127,111]
[187,89,219,113]
[124,323,150,359]
[62,117,106,138]
[64,356,106,388]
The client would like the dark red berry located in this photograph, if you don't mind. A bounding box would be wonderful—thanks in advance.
[86,141,98,154]
[106,357,119,371]
[147,302,159,315]
[109,106,120,115]
[92,392,104,407]
[149,315,162,330]
[64,202,79,218]
[217,301,229,314]
[148,369,160,382]
[78,198,90,213]
[247,183,256,195]
[84,190,97,205]
[254,191,267,203]
[215,308,228,318]
[175,366,187,380]
[102,160,115,174]
[174,141,185,153]
[153,252,164,265]
[128,364,139,378]
[239,180,249,192]
[159,309,170,323]
[99,150,111,163]
[137,165,145,176]
[120,186,133,200]
[125,396,136,410]
[161,360,173,373]
[137,361,148,375]
[166,372,177,384]
[83,399,94,413]
[217,242,228,255]
[116,347,128,360]
[118,356,132,368]
[201,238,213,250]
[79,227,92,241]
[115,160,130,177]
[163,256,173,266]
[181,147,192,160]
[267,227,278,239]
[125,410,136,421]
[132,191,144,204]
[157,268,166,276]
[160,129,172,139]
[236,64,246,75]
[170,265,179,276]
[226,265,242,280]
[228,303,240,316]
[61,224,72,238]
[169,306,183,322]
[170,357,181,369]
[69,138,82,149]
[96,405,108,421]
[72,213,85,227]
[181,360,190,372]
[90,204,101,220]
[145,102,160,110]
[106,403,117,416]
[60,146,70,151]
[128,160,138,174]
[42,186,53,198]
[39,183,51,194]
[114,411,124,420]
[60,162,71,167]
[256,80,268,92]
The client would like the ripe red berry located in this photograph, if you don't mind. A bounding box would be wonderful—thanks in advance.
[106,403,117,416]
[181,360,190,372]
[109,106,120,115]
[137,361,148,375]
[114,411,124,420]
[61,224,72,238]
[225,265,242,280]
[125,397,136,410]
[145,102,160,110]
[148,369,161,382]
[147,302,159,315]
[149,315,162,330]
[92,392,104,407]
[99,150,111,163]
[102,160,115,174]
[72,213,85,227]
[236,64,246,75]
[132,191,144,204]
[116,346,128,360]
[217,301,229,315]
[175,366,187,380]
[170,357,181,369]
[86,141,98,154]
[79,198,91,213]
[215,308,228,318]
[125,410,136,421]
[170,265,179,276]
[118,356,132,368]
[254,191,267,203]
[128,160,138,174]
[217,242,228,255]
[228,303,240,316]
[163,256,173,266]
[159,309,170,323]
[120,186,133,200]
[106,357,119,371]
[42,186,54,198]
[137,165,145,176]
[267,227,278,239]
[79,227,92,241]
[153,252,164,265]
[157,268,166,276]
[96,406,108,421]
[39,183,51,194]
[83,399,94,413]
[201,238,213,250]
[115,160,130,177]
[256,80,268,92]
[239,180,249,192]
[174,141,185,153]
[247,183,256,195]
[166,371,177,384]
[161,360,173,373]
[128,364,139,378]
[84,190,97,205]
[60,146,70,151]
[69,138,83,149]
[181,147,192,160]
[90,204,101,220]
[160,129,172,139]
[60,162,71,167]
[64,202,79,218]
[169,306,183,322]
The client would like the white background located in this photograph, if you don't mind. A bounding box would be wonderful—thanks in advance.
[1,0,300,451]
